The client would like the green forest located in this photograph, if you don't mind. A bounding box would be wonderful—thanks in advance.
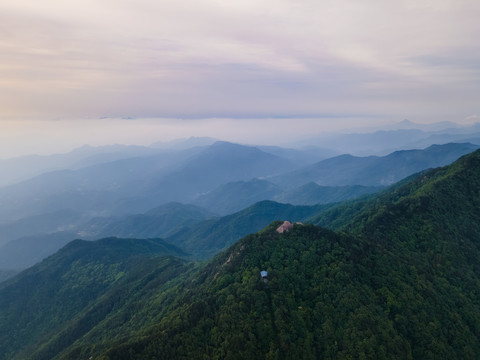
[1,150,480,359]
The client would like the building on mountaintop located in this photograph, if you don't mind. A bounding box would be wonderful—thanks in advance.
[276,220,293,233]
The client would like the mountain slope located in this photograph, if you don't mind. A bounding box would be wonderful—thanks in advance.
[0,237,188,360]
[2,149,480,359]
[0,209,82,246]
[166,200,330,259]
[310,147,480,235]
[271,142,480,188]
[190,179,283,215]
[144,141,299,203]
[190,179,381,215]
[98,149,480,359]
[82,202,214,240]
[0,269,18,283]
[0,202,213,272]
[274,182,383,205]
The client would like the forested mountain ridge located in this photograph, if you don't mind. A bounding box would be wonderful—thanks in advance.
[0,237,189,360]
[1,149,480,359]
[165,200,330,259]
[311,147,480,235]
[0,202,213,272]
[0,201,327,271]
[97,149,480,359]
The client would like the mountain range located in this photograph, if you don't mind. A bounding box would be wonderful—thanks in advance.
[302,121,480,155]
[0,139,478,274]
[0,147,479,358]
[270,142,480,188]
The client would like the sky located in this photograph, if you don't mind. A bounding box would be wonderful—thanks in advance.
[1,0,479,157]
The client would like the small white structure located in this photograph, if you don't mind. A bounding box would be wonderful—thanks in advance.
[260,270,268,284]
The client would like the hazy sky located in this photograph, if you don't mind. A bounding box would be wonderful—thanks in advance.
[1,0,479,157]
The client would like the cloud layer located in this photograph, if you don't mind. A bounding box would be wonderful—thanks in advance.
[1,0,478,121]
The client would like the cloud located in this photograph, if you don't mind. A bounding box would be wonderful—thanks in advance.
[0,0,479,120]
[464,114,480,123]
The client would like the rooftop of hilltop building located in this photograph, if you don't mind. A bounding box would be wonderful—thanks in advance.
[276,221,303,233]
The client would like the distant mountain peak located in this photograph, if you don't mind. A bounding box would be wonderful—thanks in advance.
[397,119,416,126]
[209,140,251,150]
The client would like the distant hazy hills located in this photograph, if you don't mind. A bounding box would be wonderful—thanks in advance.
[0,202,211,270]
[141,141,299,204]
[304,121,480,155]
[191,178,283,214]
[0,141,297,224]
[1,149,480,359]
[270,142,480,188]
[0,144,163,187]
[82,202,215,240]
[191,179,382,214]
[0,140,478,274]
[0,145,203,223]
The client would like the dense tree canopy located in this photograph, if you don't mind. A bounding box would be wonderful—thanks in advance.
[1,150,480,359]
